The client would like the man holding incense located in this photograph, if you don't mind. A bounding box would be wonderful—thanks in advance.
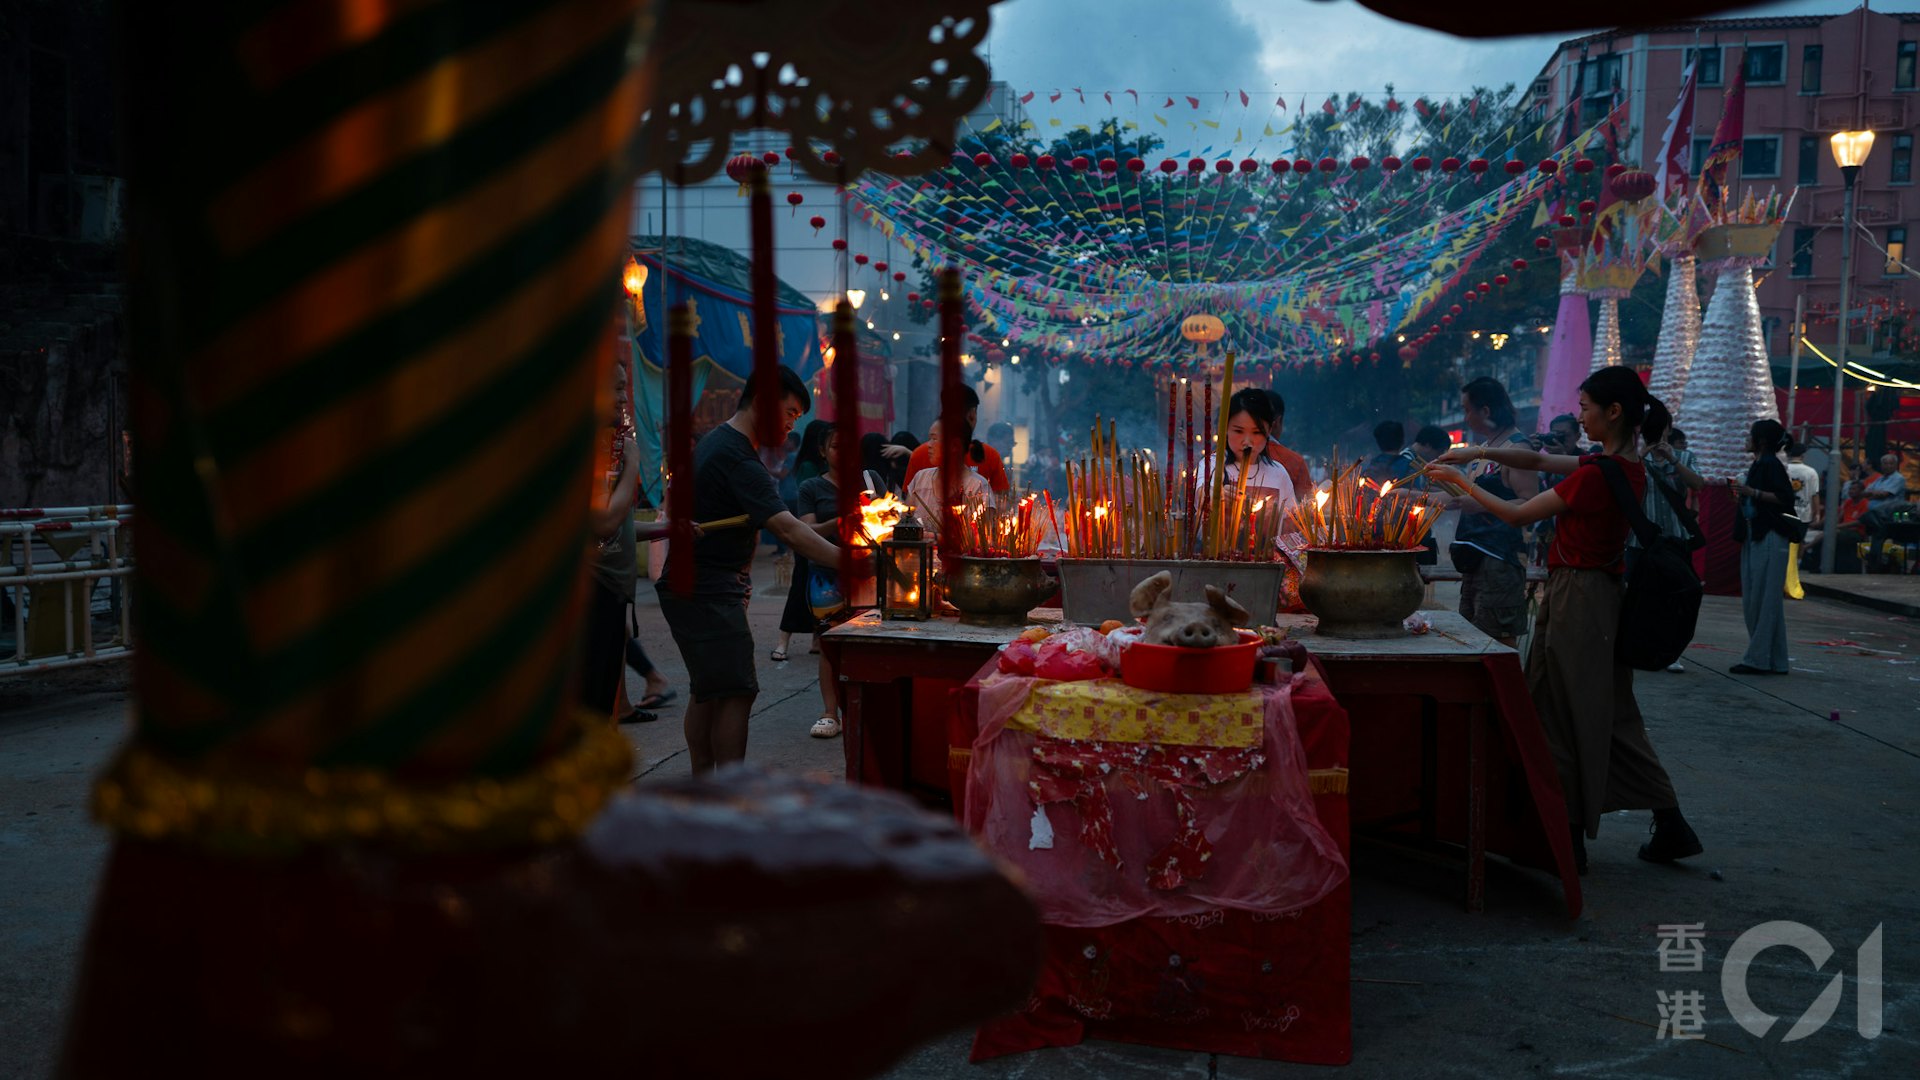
[658,366,841,775]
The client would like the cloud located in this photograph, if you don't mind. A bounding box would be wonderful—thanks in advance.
[985,0,1271,95]
[985,0,1869,114]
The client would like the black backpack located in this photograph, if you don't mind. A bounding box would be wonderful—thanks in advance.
[1596,457,1703,671]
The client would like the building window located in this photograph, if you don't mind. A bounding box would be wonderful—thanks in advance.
[1886,227,1907,276]
[1900,42,1917,90]
[1791,227,1816,278]
[1685,46,1723,86]
[1894,134,1914,184]
[1582,97,1612,129]
[1743,45,1785,84]
[1582,54,1624,97]
[1802,45,1823,93]
[1741,136,1780,178]
[1799,135,1821,185]
[1693,136,1713,176]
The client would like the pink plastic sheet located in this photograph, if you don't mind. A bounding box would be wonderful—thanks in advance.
[964,674,1348,928]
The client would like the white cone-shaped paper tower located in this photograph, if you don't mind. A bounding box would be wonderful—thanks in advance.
[1647,254,1701,412]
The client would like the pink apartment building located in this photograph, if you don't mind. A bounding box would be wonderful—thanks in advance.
[1523,5,1920,359]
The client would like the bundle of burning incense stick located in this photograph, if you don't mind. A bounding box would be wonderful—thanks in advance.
[1286,458,1437,550]
[1061,406,1282,563]
[949,492,1043,558]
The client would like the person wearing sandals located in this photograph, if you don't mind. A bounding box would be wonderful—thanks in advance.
[783,423,868,738]
[1428,367,1704,874]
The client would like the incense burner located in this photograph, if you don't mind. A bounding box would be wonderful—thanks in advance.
[944,557,1054,625]
[1298,549,1423,638]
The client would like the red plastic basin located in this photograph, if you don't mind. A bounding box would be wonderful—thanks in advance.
[1120,629,1262,694]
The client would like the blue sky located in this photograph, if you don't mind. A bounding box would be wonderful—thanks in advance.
[979,1,1914,154]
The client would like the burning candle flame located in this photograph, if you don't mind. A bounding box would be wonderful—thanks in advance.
[1314,490,1331,509]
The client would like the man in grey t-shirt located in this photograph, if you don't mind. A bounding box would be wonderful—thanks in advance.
[657,366,839,774]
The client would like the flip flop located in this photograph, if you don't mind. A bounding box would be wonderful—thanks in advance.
[635,690,677,710]
[770,649,789,662]
[617,709,659,725]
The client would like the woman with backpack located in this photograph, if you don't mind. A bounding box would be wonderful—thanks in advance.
[1429,367,1702,874]
[1729,419,1797,676]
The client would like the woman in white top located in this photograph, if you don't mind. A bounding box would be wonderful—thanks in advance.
[904,417,992,541]
[1198,388,1299,517]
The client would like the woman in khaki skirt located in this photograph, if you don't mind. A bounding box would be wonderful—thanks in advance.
[1429,367,1702,874]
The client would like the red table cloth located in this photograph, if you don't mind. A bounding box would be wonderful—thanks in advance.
[956,664,1354,1065]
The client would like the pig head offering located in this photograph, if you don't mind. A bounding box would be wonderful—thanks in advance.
[1128,571,1249,648]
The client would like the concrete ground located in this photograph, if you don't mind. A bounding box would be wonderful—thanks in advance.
[4,554,1917,1078]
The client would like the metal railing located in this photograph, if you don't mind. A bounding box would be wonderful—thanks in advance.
[1,505,133,674]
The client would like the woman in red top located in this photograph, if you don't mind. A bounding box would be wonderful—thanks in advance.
[1429,367,1701,874]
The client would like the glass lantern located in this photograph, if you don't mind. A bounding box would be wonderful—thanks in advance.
[879,510,936,621]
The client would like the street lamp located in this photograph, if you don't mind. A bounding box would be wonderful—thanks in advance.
[1821,129,1874,574]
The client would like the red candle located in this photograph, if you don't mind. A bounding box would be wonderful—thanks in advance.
[749,167,781,449]
[830,302,861,588]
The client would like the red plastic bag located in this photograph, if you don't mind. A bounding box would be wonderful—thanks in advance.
[997,641,1039,675]
[1034,641,1109,681]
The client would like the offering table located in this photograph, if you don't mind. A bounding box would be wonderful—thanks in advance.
[1274,610,1582,917]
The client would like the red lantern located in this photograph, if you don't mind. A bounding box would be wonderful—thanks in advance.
[1239,158,1259,173]
[1449,304,1462,315]
[1215,159,1235,174]
[1188,158,1207,173]
[1605,162,1627,179]
[1293,158,1313,174]
[1558,213,1577,227]
[1441,314,1452,325]
[1010,153,1030,169]
[1099,157,1119,173]
[1350,156,1371,171]
[784,146,797,160]
[1368,352,1379,364]
[1318,157,1338,173]
[1126,157,1145,173]
[1037,154,1057,171]
[1504,159,1525,175]
[1399,345,1417,361]
[1608,169,1658,203]
[1070,155,1091,171]
[972,151,994,167]
[1534,236,1552,250]
[907,292,920,302]
[1441,157,1461,172]
[1494,273,1509,286]
[725,154,761,184]
[1411,156,1432,172]
[854,253,869,266]
[762,151,781,166]
[1538,159,1559,175]
[1462,291,1476,303]
[1271,158,1291,174]
[1160,158,1179,174]
[922,299,935,311]
[1577,198,1597,216]
[893,271,906,282]
[786,191,804,208]
[809,215,826,233]
[1511,258,1528,271]
[831,238,847,251]
[1468,158,1489,174]
[1382,155,1402,171]
[1477,282,1492,294]
[1572,158,1595,174]
[823,150,841,166]
[874,261,888,272]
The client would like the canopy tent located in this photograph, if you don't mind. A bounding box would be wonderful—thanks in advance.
[629,234,822,501]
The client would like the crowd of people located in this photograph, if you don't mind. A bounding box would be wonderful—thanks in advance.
[580,355,1909,874]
